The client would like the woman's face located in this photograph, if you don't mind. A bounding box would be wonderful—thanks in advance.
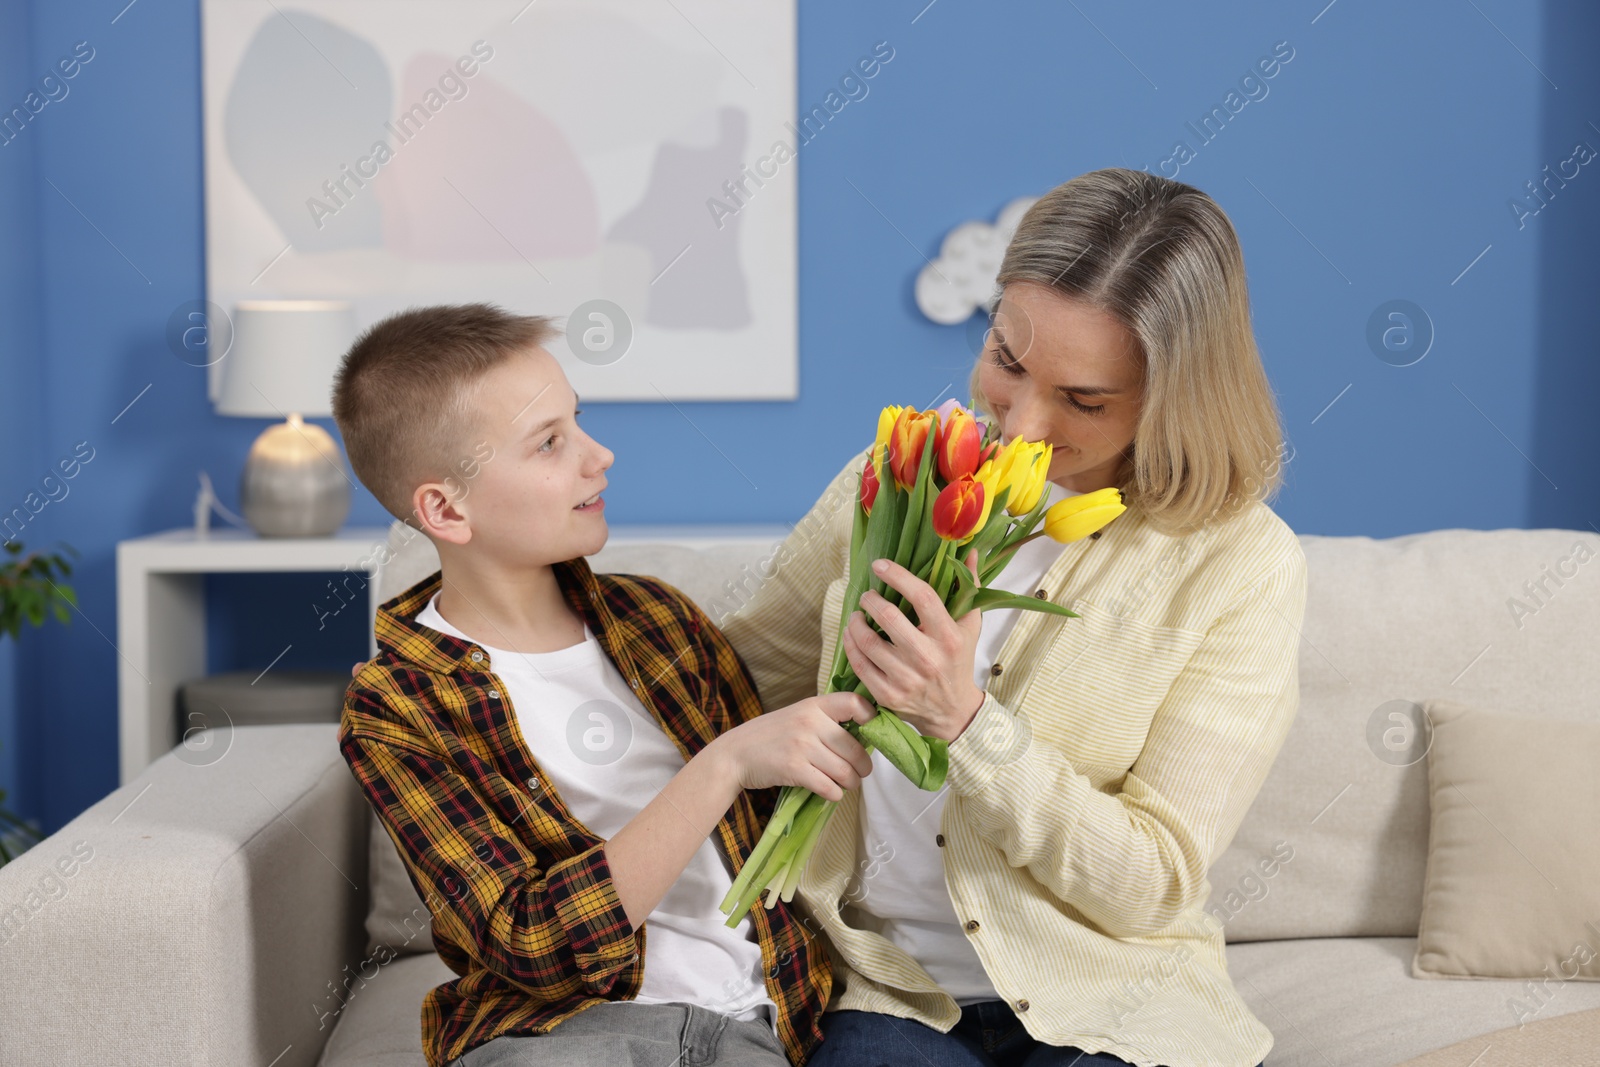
[974,281,1145,493]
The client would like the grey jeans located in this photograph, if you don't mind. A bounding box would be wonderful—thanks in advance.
[448,1001,789,1067]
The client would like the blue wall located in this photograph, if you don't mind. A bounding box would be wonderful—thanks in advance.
[0,0,45,826]
[1,0,1595,835]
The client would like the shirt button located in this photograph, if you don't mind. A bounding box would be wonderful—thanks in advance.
[964,919,979,932]
[989,663,1003,677]
[589,590,598,601]
[1090,530,1102,540]
[488,689,500,700]
[470,650,484,663]
[1034,588,1048,599]
[1016,999,1030,1012]
[528,776,540,790]
[936,834,945,847]
[630,678,640,690]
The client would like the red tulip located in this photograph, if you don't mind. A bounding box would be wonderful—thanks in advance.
[936,409,982,482]
[931,475,988,542]
[976,440,1001,468]
[860,447,882,514]
[888,409,935,490]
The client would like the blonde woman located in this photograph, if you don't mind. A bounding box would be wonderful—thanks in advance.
[718,168,1300,1067]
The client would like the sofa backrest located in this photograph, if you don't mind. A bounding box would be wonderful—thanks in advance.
[369,520,1600,945]
[363,522,784,958]
[1209,526,1600,941]
[372,521,777,621]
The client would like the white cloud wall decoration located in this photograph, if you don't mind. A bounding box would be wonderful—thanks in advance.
[914,196,1037,325]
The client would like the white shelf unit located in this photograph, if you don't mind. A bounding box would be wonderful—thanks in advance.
[114,523,793,784]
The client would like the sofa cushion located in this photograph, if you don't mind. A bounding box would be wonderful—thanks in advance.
[368,521,1600,948]
[365,809,439,957]
[1207,528,1600,942]
[1412,698,1600,981]
[1391,1004,1600,1066]
[318,940,1600,1067]
[316,951,456,1067]
[1225,936,1600,1067]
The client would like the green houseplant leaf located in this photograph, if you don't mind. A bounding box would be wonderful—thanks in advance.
[0,540,78,864]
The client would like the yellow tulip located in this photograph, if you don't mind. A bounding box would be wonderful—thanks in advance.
[982,437,1023,491]
[979,438,1047,517]
[973,452,1009,511]
[875,405,906,457]
[1006,442,1052,515]
[1042,487,1126,543]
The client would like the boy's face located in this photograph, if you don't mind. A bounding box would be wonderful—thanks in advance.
[419,345,614,566]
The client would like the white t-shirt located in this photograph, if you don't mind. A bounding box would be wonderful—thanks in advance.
[415,594,778,1031]
[846,479,1080,1004]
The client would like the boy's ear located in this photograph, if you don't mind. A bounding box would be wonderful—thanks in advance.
[411,480,473,546]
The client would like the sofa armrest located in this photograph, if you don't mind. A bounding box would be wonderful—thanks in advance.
[0,724,370,1067]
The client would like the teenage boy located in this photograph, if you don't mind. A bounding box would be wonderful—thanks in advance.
[332,303,875,1067]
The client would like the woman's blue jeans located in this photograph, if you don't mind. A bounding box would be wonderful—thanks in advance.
[806,1001,1267,1067]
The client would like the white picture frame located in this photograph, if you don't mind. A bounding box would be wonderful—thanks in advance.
[200,0,797,401]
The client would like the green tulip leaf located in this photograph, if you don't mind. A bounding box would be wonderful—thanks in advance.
[891,425,939,572]
[857,707,947,790]
[858,710,923,782]
[923,737,949,791]
[968,588,1081,617]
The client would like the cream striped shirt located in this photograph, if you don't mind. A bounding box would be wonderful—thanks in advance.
[717,449,1306,1067]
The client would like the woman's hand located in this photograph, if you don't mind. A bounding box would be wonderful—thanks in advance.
[842,550,987,744]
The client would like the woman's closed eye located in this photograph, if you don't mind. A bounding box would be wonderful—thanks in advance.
[991,345,1106,416]
[992,341,1036,381]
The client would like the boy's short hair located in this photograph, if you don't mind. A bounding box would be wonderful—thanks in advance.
[331,302,558,526]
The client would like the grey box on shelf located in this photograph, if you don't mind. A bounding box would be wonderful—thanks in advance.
[178,669,349,732]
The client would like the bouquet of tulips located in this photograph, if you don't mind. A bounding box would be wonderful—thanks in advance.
[719,399,1126,926]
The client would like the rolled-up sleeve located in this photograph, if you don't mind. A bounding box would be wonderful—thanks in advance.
[945,544,1307,938]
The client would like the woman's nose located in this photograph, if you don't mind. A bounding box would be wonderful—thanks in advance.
[1005,390,1055,444]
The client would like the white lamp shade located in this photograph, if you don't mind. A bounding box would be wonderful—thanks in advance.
[216,300,357,417]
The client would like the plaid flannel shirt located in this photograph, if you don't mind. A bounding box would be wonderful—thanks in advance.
[339,556,832,1067]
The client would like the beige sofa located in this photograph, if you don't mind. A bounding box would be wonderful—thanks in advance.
[2,519,1597,1066]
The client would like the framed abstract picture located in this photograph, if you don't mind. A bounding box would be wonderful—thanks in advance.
[201,1,797,400]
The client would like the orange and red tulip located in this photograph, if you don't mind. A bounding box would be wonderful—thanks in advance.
[936,409,982,483]
[931,475,990,543]
[888,409,936,490]
[860,446,882,514]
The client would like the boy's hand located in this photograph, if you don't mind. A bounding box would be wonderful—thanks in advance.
[706,692,877,802]
[351,659,373,678]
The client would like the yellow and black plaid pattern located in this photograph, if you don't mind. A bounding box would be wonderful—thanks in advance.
[340,555,832,1067]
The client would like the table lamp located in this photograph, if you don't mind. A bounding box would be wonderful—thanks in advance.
[217,300,357,538]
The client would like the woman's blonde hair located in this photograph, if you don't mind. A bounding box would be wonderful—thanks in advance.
[968,168,1288,536]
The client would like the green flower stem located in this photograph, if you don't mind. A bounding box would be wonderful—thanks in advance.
[926,538,953,596]
[721,784,811,918]
[769,791,835,904]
